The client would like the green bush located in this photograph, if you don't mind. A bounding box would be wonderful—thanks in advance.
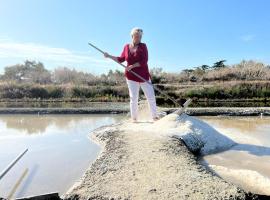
[47,86,64,98]
[70,86,129,99]
[29,87,49,99]
[0,84,27,99]
[184,82,270,99]
[71,87,94,98]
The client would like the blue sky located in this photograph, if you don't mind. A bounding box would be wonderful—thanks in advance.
[0,0,269,75]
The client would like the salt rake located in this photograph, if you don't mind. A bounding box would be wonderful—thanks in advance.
[88,42,192,115]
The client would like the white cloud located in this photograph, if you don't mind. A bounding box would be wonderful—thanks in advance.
[0,34,13,41]
[240,34,255,42]
[0,39,123,75]
[0,40,110,63]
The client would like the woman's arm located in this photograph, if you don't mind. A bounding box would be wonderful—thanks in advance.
[104,45,126,63]
[104,53,120,62]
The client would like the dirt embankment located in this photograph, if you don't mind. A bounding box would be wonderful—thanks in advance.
[62,118,262,200]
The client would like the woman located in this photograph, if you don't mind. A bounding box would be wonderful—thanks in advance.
[104,27,159,122]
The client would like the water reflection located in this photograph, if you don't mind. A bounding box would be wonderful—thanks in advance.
[199,116,270,195]
[0,114,125,135]
[0,114,125,198]
[199,116,270,134]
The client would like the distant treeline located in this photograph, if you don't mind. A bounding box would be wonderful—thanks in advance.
[1,60,270,85]
[0,60,125,86]
[0,60,270,105]
[151,60,270,83]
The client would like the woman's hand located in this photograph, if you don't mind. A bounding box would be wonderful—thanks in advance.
[104,52,110,58]
[126,64,134,71]
[127,63,140,71]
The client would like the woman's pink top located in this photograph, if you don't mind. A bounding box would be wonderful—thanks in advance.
[117,43,150,82]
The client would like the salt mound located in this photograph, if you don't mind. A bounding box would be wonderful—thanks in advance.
[154,113,236,155]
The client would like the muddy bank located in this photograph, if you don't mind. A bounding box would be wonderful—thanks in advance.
[163,107,270,116]
[0,106,269,116]
[62,118,264,200]
[0,107,129,114]
[0,102,129,114]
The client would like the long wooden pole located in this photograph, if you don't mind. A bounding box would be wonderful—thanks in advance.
[0,149,28,181]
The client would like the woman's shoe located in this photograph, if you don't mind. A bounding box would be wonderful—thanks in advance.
[131,118,138,123]
[153,117,160,121]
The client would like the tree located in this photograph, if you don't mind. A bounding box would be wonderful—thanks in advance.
[212,60,227,69]
[3,60,51,84]
[182,69,194,74]
[201,65,210,71]
[150,67,165,84]
[106,69,125,85]
[27,61,51,84]
[52,67,97,85]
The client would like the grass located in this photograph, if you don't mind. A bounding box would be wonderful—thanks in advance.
[0,81,269,107]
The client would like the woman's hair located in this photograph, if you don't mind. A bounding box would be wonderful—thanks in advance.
[130,27,143,37]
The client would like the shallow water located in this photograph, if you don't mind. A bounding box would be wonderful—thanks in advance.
[198,116,270,195]
[0,114,125,199]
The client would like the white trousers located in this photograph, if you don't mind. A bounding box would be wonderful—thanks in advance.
[126,78,158,119]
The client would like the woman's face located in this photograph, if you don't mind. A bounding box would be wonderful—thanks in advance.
[132,32,141,44]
